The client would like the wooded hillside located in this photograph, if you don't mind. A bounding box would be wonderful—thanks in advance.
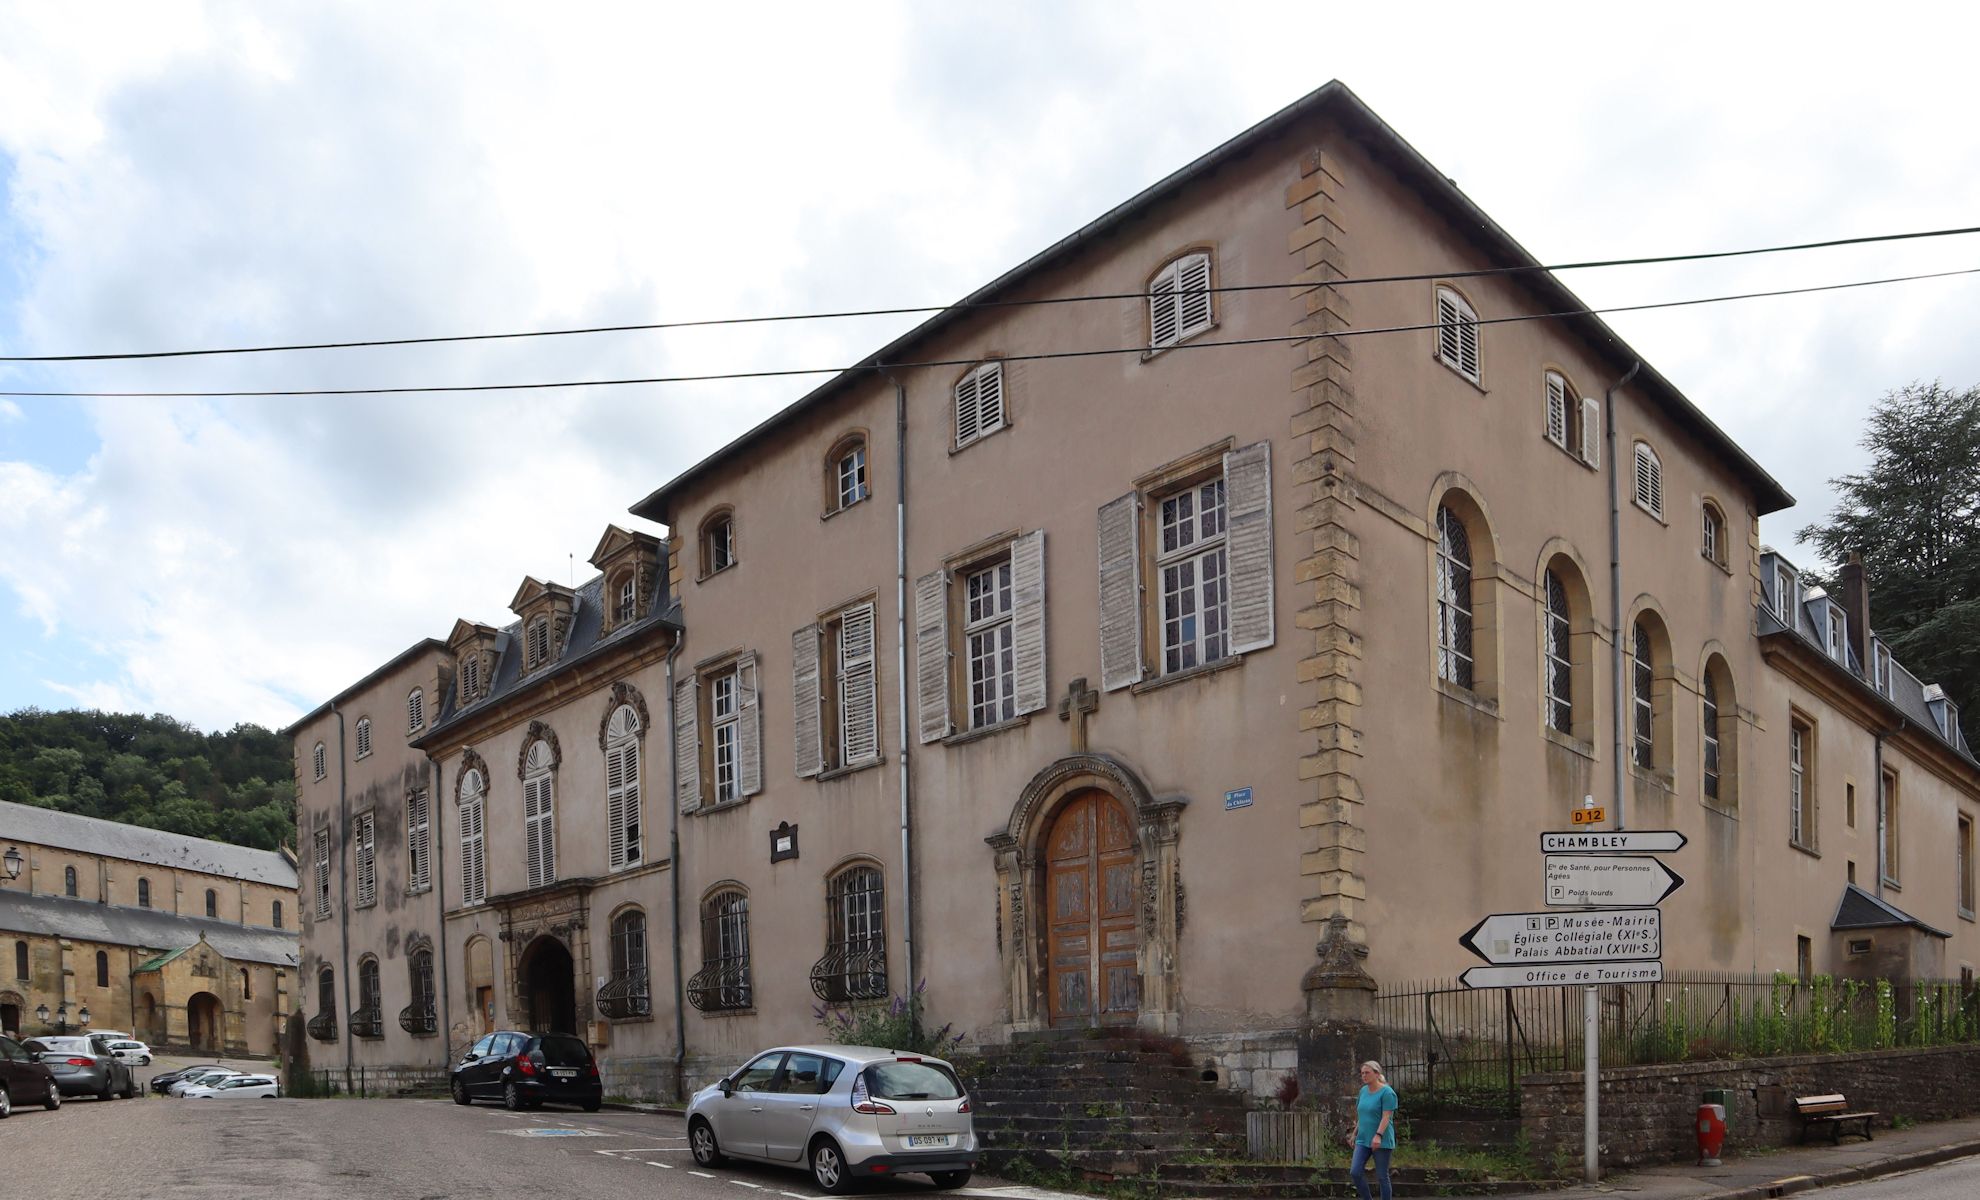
[0,709,294,852]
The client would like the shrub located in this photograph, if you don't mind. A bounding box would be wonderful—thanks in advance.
[813,979,965,1057]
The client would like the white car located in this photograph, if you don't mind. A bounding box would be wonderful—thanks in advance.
[170,1069,241,1096]
[105,1040,153,1065]
[185,1074,279,1100]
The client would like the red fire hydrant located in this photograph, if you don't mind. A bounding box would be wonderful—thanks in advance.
[1696,1103,1727,1166]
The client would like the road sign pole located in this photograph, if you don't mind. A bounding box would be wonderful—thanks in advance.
[1584,984,1599,1183]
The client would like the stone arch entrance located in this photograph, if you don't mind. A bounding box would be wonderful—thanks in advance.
[988,754,1186,1033]
[518,936,577,1034]
[0,990,23,1038]
[187,991,224,1051]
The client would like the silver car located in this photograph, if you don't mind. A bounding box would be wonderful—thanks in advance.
[686,1045,976,1193]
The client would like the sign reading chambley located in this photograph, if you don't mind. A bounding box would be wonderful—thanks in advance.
[1544,854,1684,907]
[1540,830,1688,854]
[1459,908,1662,965]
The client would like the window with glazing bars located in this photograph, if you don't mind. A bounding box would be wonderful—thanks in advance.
[688,891,752,1012]
[601,908,651,1019]
[837,444,868,509]
[401,948,436,1034]
[1633,622,1655,768]
[1957,815,1974,915]
[353,957,382,1037]
[813,866,887,1002]
[1435,506,1473,689]
[965,559,1016,727]
[1702,674,1722,800]
[1544,570,1573,733]
[618,575,638,624]
[711,670,741,803]
[1789,723,1809,846]
[1157,475,1229,674]
[1702,505,1723,565]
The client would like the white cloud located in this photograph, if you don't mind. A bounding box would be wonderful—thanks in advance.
[0,399,21,423]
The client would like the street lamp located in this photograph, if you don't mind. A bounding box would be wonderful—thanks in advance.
[78,1005,91,1028]
[34,1002,48,1025]
[2,845,21,880]
[55,1003,68,1034]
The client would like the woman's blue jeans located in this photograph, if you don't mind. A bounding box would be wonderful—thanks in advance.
[1350,1143,1392,1200]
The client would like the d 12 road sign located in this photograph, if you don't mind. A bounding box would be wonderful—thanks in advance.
[1459,908,1662,965]
[1540,830,1688,854]
[1544,855,1684,907]
[1461,961,1664,989]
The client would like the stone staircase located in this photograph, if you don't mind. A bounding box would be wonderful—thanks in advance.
[961,1029,1252,1179]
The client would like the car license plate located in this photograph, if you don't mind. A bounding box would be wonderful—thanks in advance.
[907,1135,952,1148]
[552,1069,577,1078]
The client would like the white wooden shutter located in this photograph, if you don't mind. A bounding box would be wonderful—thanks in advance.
[976,363,1005,436]
[1148,260,1180,348]
[1580,396,1602,468]
[1458,311,1480,380]
[1097,492,1144,691]
[606,744,628,870]
[1545,374,1568,447]
[792,624,823,777]
[737,651,763,797]
[622,739,641,864]
[1436,290,1463,368]
[460,798,484,905]
[1225,441,1276,655]
[355,813,376,907]
[954,371,981,448]
[314,829,331,918]
[524,775,555,888]
[1010,530,1048,714]
[914,570,952,743]
[674,678,700,813]
[1175,253,1212,340]
[408,789,430,890]
[840,603,879,763]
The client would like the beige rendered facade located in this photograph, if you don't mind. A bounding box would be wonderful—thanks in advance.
[293,81,1980,1099]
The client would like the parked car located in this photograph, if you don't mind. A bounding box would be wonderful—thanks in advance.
[449,1030,603,1112]
[105,1040,153,1066]
[169,1069,241,1096]
[150,1063,228,1094]
[28,1035,137,1101]
[185,1074,279,1100]
[686,1046,976,1193]
[0,1034,64,1117]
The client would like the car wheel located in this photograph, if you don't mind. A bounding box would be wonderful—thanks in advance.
[451,1078,471,1106]
[502,1082,523,1112]
[142,1056,152,1066]
[582,1098,602,1113]
[122,1074,138,1099]
[810,1137,852,1194]
[0,1085,11,1119]
[689,1117,726,1167]
[932,1171,972,1190]
[43,1083,61,1111]
[98,1078,115,1102]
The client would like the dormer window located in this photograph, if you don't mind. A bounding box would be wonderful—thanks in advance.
[701,511,736,577]
[616,574,637,624]
[461,656,482,702]
[1826,607,1846,660]
[1775,564,1797,620]
[1874,642,1893,696]
[526,618,552,670]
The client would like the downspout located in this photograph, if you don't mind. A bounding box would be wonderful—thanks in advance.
[1605,361,1642,831]
[430,754,451,1065]
[877,364,916,1028]
[665,634,687,1099]
[333,703,354,1087]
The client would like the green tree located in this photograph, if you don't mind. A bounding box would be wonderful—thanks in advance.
[1800,381,1980,742]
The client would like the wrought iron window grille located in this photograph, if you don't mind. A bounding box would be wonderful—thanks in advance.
[597,970,653,1020]
[809,940,888,1003]
[686,961,752,1013]
[306,1011,338,1042]
[398,1004,437,1036]
[348,1007,383,1039]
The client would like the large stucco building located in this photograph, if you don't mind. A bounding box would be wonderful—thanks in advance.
[0,800,299,1053]
[291,81,1980,1099]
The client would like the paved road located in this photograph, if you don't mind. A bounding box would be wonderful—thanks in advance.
[1821,1154,1980,1199]
[0,1069,1064,1200]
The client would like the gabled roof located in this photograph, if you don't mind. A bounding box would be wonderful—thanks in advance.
[134,944,192,972]
[589,524,658,568]
[0,800,297,888]
[631,79,1792,525]
[0,890,300,967]
[509,576,574,614]
[1830,882,1951,938]
[281,638,448,736]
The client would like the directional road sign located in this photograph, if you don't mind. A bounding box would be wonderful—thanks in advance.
[1459,908,1662,965]
[1461,961,1664,989]
[1540,830,1688,854]
[1544,855,1684,907]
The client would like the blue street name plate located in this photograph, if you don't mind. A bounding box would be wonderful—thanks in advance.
[1224,787,1253,811]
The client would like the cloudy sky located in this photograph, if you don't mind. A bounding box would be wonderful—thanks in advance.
[2,3,1977,732]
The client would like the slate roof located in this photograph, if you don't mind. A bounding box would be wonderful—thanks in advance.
[1756,550,1975,765]
[1830,882,1951,938]
[420,573,679,741]
[0,889,300,967]
[0,800,298,888]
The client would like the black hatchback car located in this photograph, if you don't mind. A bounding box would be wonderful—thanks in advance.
[450,1030,603,1112]
[1,1034,64,1117]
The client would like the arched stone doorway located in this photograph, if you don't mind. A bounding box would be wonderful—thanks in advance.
[0,990,23,1039]
[988,753,1186,1033]
[187,991,223,1051]
[518,937,577,1034]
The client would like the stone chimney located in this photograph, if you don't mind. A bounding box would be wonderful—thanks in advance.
[1839,552,1871,667]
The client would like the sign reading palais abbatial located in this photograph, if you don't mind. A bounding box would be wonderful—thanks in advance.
[1458,908,1662,966]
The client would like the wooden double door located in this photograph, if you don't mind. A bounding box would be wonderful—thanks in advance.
[1045,789,1141,1026]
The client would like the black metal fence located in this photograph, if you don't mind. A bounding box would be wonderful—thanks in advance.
[1375,972,1980,1113]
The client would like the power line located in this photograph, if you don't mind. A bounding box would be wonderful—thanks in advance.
[2,225,1978,365]
[1,264,1974,399]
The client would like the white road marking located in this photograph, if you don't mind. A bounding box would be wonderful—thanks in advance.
[780,1191,810,1198]
[731,1183,764,1189]
[650,1161,676,1168]
[690,1170,715,1178]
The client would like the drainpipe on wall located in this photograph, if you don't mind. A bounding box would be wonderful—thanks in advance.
[1605,361,1642,832]
[430,754,451,1066]
[877,364,917,1030]
[664,634,687,1099]
[333,704,354,1088]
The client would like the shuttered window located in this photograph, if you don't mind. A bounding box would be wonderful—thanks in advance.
[461,655,482,703]
[1544,570,1573,733]
[1148,252,1212,350]
[1580,396,1602,468]
[605,705,642,871]
[837,603,879,764]
[1157,476,1230,674]
[796,605,881,774]
[313,828,332,919]
[914,571,952,741]
[354,811,376,906]
[1435,287,1481,382]
[1545,372,1570,448]
[1632,443,1664,518]
[1435,506,1474,690]
[407,688,425,734]
[954,362,1006,449]
[915,532,1047,740]
[313,742,326,780]
[354,717,372,759]
[526,619,550,669]
[675,678,700,811]
[460,770,487,906]
[523,741,556,889]
[704,656,763,805]
[407,788,431,892]
[1097,494,1143,691]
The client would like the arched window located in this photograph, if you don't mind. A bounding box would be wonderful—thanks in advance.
[1701,501,1727,567]
[688,888,752,1012]
[137,878,151,908]
[1631,614,1673,773]
[404,946,436,1034]
[1435,286,1481,383]
[700,509,737,577]
[1543,570,1574,734]
[14,939,27,981]
[317,966,336,1018]
[1632,442,1664,518]
[605,705,642,871]
[205,888,218,919]
[313,742,327,780]
[1538,553,1596,742]
[1702,655,1739,810]
[354,716,373,759]
[1148,252,1213,350]
[601,908,651,1019]
[953,362,1007,449]
[407,688,426,734]
[272,900,283,929]
[827,434,870,512]
[240,967,252,1000]
[460,767,487,905]
[353,956,382,1038]
[1435,505,1475,690]
[813,864,887,1002]
[614,571,639,625]
[96,950,109,988]
[523,740,557,889]
[64,866,78,897]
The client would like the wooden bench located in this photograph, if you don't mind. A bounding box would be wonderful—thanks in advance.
[1794,1094,1877,1144]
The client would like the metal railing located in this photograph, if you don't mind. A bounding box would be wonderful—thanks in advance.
[686,961,752,1013]
[398,1004,437,1036]
[306,1011,338,1042]
[597,970,652,1020]
[809,943,888,1003]
[347,1006,383,1040]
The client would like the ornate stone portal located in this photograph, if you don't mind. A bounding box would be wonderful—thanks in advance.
[987,753,1185,1033]
[494,883,593,1032]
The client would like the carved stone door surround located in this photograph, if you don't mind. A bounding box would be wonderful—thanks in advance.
[495,884,593,1030]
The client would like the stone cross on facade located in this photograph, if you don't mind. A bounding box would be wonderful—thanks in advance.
[1057,677,1100,752]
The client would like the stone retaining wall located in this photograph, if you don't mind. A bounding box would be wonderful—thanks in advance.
[1521,1044,1980,1168]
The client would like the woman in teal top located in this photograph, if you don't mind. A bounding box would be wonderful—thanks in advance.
[1351,1060,1398,1200]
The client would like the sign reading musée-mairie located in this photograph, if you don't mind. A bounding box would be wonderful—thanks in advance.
[1459,908,1662,965]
